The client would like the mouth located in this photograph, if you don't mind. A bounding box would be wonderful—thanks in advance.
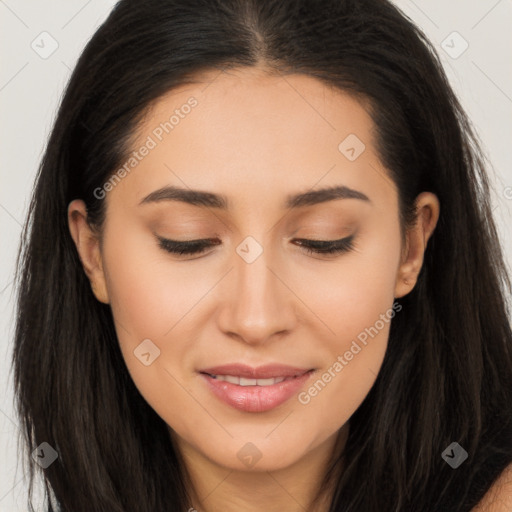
[204,374,296,386]
[198,364,315,413]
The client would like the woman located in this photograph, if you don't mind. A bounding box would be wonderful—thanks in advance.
[13,0,512,510]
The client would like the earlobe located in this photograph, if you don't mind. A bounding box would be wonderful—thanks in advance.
[394,192,440,298]
[67,200,110,304]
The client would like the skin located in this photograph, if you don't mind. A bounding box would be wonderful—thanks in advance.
[472,464,512,511]
[68,66,441,511]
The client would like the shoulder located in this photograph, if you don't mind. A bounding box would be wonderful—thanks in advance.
[472,463,512,511]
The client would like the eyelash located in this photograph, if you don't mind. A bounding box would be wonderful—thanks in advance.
[156,235,355,257]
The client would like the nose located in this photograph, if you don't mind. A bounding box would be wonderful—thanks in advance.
[216,238,298,346]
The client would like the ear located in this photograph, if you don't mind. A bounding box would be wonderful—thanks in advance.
[67,199,110,304]
[394,192,440,298]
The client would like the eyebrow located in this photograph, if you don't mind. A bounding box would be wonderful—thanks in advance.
[139,184,371,209]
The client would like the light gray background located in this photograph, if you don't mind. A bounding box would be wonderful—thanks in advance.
[1,1,511,510]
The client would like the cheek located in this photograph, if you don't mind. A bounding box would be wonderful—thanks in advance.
[292,223,401,433]
[102,223,207,340]
[96,207,208,411]
[99,224,210,399]
[292,220,402,345]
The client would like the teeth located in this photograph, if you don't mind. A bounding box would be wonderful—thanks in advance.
[209,375,287,386]
[224,375,239,385]
[240,377,257,386]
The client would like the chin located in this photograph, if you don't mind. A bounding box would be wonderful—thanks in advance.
[197,432,315,472]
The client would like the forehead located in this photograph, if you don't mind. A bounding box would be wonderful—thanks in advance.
[109,67,395,213]
[137,67,376,150]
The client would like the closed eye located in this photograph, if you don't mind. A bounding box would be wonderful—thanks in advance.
[156,234,355,257]
[293,235,355,255]
[157,236,221,256]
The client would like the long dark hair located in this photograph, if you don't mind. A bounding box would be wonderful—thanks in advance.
[13,0,512,510]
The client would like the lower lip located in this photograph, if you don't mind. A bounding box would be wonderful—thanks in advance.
[200,371,314,413]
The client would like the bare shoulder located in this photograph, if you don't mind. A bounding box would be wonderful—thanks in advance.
[472,463,512,511]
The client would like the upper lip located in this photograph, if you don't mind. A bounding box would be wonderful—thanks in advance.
[199,364,313,379]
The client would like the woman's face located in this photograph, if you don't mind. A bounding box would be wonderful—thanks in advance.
[70,67,437,473]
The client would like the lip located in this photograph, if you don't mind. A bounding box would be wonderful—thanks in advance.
[198,364,315,413]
